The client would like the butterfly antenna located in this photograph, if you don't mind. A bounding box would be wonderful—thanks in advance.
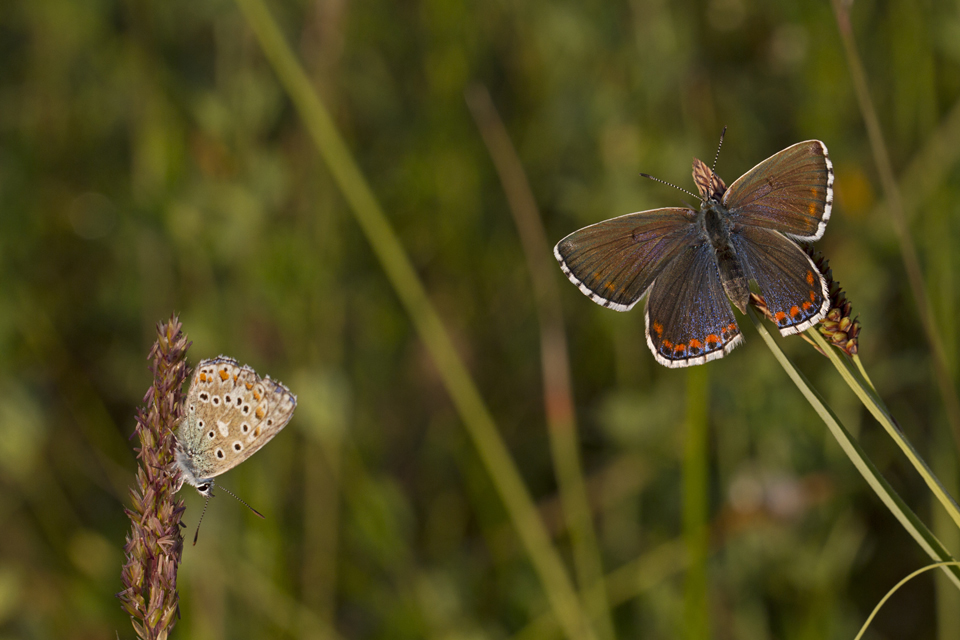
[712,125,728,173]
[638,172,702,202]
[193,496,211,546]
[215,484,266,520]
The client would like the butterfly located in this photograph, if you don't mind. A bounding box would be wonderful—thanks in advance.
[554,137,833,368]
[174,356,297,496]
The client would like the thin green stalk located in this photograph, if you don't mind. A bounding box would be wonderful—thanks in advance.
[932,430,960,640]
[230,1,594,638]
[683,366,709,639]
[808,330,960,532]
[747,308,960,589]
[464,84,615,640]
[830,0,960,454]
[853,562,960,640]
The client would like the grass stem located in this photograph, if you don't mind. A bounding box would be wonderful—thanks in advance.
[464,83,615,640]
[231,1,595,637]
[748,307,960,589]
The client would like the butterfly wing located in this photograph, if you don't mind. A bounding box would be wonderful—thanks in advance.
[645,243,743,367]
[554,207,700,311]
[176,356,297,489]
[722,140,833,242]
[732,226,830,336]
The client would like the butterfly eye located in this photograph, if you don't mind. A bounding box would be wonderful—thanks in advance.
[215,448,225,459]
[233,442,243,451]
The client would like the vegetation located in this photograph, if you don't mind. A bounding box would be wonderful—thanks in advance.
[1,1,959,638]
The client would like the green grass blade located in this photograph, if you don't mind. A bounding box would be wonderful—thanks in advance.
[747,308,960,589]
[464,84,615,640]
[230,0,596,637]
[808,330,960,531]
[854,562,960,640]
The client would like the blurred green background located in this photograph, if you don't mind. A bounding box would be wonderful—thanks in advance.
[2,0,960,638]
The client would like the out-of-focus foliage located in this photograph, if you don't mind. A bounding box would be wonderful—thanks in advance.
[0,0,958,638]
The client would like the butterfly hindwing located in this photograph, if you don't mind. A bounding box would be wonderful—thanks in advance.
[554,207,700,311]
[723,140,833,242]
[645,243,743,368]
[733,226,829,336]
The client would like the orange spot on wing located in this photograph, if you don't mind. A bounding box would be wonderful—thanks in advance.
[802,301,813,311]
[706,334,720,346]
[809,291,817,302]
[256,406,265,419]
[246,382,253,389]
[806,270,815,286]
[689,339,702,349]
[790,305,801,319]
[653,321,664,337]
[662,340,674,350]
[775,311,787,321]
[219,369,229,381]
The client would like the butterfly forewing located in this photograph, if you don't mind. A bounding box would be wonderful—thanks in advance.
[733,227,829,335]
[645,244,743,368]
[723,140,833,242]
[554,207,700,311]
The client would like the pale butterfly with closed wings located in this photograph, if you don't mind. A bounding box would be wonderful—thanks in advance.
[174,356,296,497]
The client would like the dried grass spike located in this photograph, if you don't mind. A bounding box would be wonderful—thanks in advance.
[118,315,190,640]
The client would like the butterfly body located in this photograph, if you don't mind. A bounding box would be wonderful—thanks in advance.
[555,139,834,368]
[700,199,750,314]
[174,356,296,496]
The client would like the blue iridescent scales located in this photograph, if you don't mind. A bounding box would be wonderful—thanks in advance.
[554,139,833,368]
